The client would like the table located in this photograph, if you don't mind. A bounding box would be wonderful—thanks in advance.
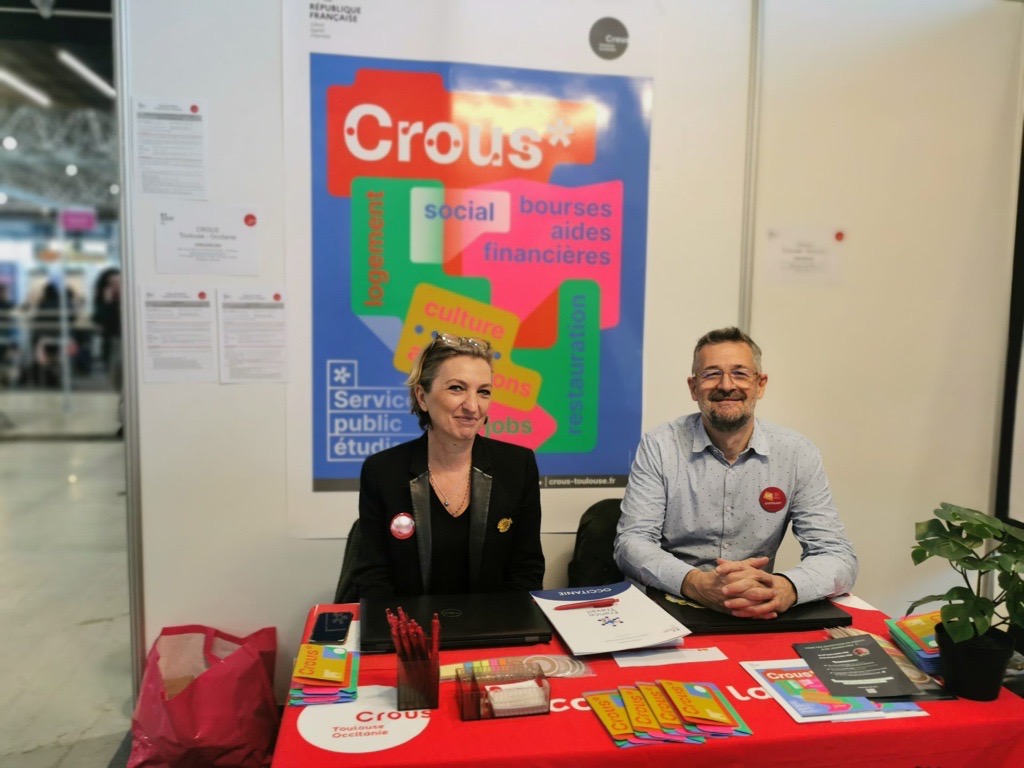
[271,602,1024,768]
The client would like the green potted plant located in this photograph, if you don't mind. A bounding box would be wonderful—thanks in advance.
[907,502,1024,700]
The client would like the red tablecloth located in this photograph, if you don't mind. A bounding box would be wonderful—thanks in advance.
[271,603,1024,768]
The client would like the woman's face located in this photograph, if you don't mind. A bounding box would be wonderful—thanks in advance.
[416,355,492,442]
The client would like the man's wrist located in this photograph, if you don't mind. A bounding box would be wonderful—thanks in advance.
[680,569,700,601]
[772,573,798,609]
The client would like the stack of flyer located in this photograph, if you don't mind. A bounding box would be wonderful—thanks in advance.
[826,626,951,700]
[289,606,362,706]
[288,643,360,706]
[886,610,941,675]
[530,581,690,656]
[584,680,751,747]
[741,659,926,723]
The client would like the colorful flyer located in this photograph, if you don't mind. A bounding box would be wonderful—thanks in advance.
[635,681,704,744]
[291,643,351,685]
[583,690,657,748]
[657,680,751,737]
[618,686,694,744]
[741,659,927,723]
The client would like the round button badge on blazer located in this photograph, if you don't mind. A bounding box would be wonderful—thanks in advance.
[390,512,415,539]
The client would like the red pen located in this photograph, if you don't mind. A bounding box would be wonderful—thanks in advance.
[431,613,440,658]
[554,598,619,611]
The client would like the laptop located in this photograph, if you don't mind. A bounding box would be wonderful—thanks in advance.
[646,588,853,634]
[359,591,553,654]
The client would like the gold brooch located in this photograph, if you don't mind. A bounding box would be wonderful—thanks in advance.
[497,518,512,533]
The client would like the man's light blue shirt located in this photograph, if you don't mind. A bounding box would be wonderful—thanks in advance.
[613,413,857,603]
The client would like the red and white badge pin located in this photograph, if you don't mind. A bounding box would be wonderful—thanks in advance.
[759,487,787,512]
[390,512,415,539]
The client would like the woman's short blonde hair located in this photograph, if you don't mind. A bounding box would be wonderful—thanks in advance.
[407,333,494,429]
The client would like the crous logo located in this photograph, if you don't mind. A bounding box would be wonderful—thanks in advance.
[296,685,430,753]
[326,69,597,195]
[343,103,543,169]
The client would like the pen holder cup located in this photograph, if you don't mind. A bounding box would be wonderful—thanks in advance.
[456,662,550,720]
[396,653,440,711]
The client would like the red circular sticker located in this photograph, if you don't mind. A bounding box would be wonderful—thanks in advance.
[759,487,787,512]
[390,512,415,540]
[244,213,257,227]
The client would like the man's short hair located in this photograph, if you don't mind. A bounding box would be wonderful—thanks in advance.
[692,327,762,374]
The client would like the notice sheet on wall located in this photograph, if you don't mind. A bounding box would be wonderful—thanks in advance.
[133,97,209,199]
[217,289,288,383]
[140,286,216,383]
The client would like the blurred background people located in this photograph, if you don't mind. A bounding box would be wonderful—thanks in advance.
[91,267,123,432]
[28,279,82,388]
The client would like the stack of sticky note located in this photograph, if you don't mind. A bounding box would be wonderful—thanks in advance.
[886,611,941,675]
[584,681,751,748]
[288,644,360,706]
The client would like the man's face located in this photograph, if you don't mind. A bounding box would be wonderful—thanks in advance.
[687,341,767,433]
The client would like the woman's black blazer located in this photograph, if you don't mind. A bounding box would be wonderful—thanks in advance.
[353,432,545,597]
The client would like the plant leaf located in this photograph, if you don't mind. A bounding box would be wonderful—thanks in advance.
[1006,581,1024,629]
[910,546,932,566]
[944,586,978,602]
[939,609,976,642]
[916,537,976,561]
[957,555,997,571]
[914,519,947,541]
[996,552,1024,574]
[907,594,949,614]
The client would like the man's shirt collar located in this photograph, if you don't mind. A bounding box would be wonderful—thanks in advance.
[691,415,770,458]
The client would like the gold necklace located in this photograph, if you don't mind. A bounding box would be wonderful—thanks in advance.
[428,465,470,517]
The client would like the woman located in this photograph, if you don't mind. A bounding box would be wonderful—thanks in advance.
[353,332,545,597]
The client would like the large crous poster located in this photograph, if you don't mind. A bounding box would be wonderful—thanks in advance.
[285,2,655,536]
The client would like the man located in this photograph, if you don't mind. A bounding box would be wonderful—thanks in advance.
[613,327,857,619]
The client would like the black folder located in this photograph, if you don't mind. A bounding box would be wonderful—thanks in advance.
[647,587,853,634]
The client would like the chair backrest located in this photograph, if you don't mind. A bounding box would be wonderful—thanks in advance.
[333,518,362,603]
[566,498,624,587]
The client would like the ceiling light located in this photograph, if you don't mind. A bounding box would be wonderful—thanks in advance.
[57,50,116,99]
[0,193,8,205]
[2,136,16,150]
[0,68,52,108]
[65,164,78,176]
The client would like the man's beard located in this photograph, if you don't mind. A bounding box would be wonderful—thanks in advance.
[705,391,751,433]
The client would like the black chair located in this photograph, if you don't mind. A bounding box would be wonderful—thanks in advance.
[333,518,362,603]
[567,498,624,587]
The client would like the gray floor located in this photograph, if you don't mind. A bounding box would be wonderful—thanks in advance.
[0,391,133,768]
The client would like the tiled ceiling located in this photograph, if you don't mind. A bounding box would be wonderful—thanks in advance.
[0,0,117,219]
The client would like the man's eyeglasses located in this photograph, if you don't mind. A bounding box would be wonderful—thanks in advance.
[433,332,492,353]
[695,367,761,385]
